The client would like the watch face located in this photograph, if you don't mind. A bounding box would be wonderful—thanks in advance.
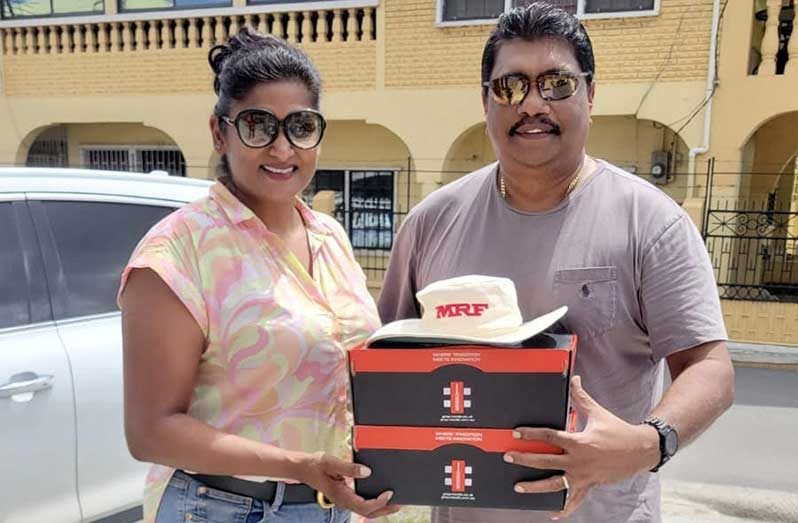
[664,429,679,456]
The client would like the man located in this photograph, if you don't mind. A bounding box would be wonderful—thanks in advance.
[378,4,734,522]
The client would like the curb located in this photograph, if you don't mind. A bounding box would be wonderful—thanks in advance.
[728,342,798,368]
[662,480,798,523]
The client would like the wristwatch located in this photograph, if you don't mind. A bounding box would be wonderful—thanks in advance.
[642,416,678,472]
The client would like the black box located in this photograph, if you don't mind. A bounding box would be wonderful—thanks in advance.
[354,426,568,510]
[349,334,576,429]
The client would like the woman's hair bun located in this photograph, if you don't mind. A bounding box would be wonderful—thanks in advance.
[208,27,283,95]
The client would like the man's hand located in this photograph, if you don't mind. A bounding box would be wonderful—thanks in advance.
[504,376,660,519]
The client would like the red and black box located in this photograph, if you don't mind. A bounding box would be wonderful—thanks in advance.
[348,333,577,510]
[349,334,576,429]
[353,426,569,510]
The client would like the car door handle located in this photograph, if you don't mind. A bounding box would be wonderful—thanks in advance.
[0,372,55,399]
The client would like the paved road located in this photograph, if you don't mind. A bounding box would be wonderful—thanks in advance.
[662,366,798,493]
[660,365,798,522]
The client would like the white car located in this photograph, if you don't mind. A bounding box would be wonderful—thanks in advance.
[0,168,211,523]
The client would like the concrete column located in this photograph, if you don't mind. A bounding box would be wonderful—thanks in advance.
[0,106,22,167]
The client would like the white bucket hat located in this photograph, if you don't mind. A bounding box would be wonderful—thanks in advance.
[369,275,567,346]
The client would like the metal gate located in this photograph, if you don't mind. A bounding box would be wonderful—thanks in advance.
[82,147,187,176]
[703,159,798,302]
[26,127,68,168]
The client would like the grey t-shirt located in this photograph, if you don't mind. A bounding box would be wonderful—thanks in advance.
[377,160,727,523]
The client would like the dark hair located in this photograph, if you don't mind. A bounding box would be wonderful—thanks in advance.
[209,27,322,117]
[481,3,595,90]
[209,27,322,178]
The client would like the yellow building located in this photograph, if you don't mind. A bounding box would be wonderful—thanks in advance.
[1,0,796,344]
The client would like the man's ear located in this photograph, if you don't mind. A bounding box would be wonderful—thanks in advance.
[587,81,596,112]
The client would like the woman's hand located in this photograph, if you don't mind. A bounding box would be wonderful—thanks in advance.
[297,452,401,519]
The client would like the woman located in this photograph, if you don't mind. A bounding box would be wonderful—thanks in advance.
[119,28,398,523]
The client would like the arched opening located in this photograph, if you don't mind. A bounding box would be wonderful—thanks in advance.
[706,111,798,302]
[311,120,414,286]
[25,125,69,168]
[18,123,188,176]
[588,116,690,203]
[441,122,495,185]
[739,111,798,209]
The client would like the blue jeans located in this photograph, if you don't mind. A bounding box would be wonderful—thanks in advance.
[155,471,351,523]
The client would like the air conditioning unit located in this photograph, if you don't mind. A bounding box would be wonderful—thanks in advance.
[650,151,671,185]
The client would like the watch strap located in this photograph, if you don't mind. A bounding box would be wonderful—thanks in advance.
[643,416,674,473]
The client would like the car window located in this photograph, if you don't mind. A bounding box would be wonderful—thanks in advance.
[41,201,175,319]
[0,202,32,329]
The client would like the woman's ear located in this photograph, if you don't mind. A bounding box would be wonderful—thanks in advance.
[209,115,226,154]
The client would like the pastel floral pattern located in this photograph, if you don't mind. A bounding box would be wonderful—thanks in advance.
[119,181,380,523]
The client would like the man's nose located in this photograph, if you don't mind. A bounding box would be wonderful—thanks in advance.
[518,83,552,116]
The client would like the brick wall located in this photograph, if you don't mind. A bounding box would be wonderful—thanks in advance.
[309,42,377,90]
[3,50,212,96]
[1,0,712,95]
[723,300,798,347]
[384,0,715,88]
[1,41,376,97]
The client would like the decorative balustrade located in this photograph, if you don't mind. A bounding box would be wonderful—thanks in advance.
[0,5,377,55]
[752,0,796,76]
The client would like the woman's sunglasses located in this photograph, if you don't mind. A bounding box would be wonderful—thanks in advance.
[221,109,327,150]
[483,71,592,106]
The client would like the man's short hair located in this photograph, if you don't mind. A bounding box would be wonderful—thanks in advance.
[481,3,595,91]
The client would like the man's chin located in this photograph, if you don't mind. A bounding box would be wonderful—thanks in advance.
[499,152,559,171]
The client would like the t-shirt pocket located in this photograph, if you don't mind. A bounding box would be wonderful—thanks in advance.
[553,266,617,339]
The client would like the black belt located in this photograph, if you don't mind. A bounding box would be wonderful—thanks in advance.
[179,471,321,505]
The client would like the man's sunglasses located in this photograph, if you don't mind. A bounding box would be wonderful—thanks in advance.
[483,71,592,106]
[221,109,326,150]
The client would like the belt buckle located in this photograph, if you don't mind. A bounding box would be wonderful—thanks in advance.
[316,491,335,509]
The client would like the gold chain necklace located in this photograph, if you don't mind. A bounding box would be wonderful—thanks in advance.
[499,167,583,200]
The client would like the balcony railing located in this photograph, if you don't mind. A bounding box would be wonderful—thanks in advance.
[751,0,796,75]
[0,3,377,55]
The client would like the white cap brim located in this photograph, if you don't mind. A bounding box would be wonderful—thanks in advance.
[368,306,567,347]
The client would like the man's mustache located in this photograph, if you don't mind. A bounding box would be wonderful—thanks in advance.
[509,117,562,136]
